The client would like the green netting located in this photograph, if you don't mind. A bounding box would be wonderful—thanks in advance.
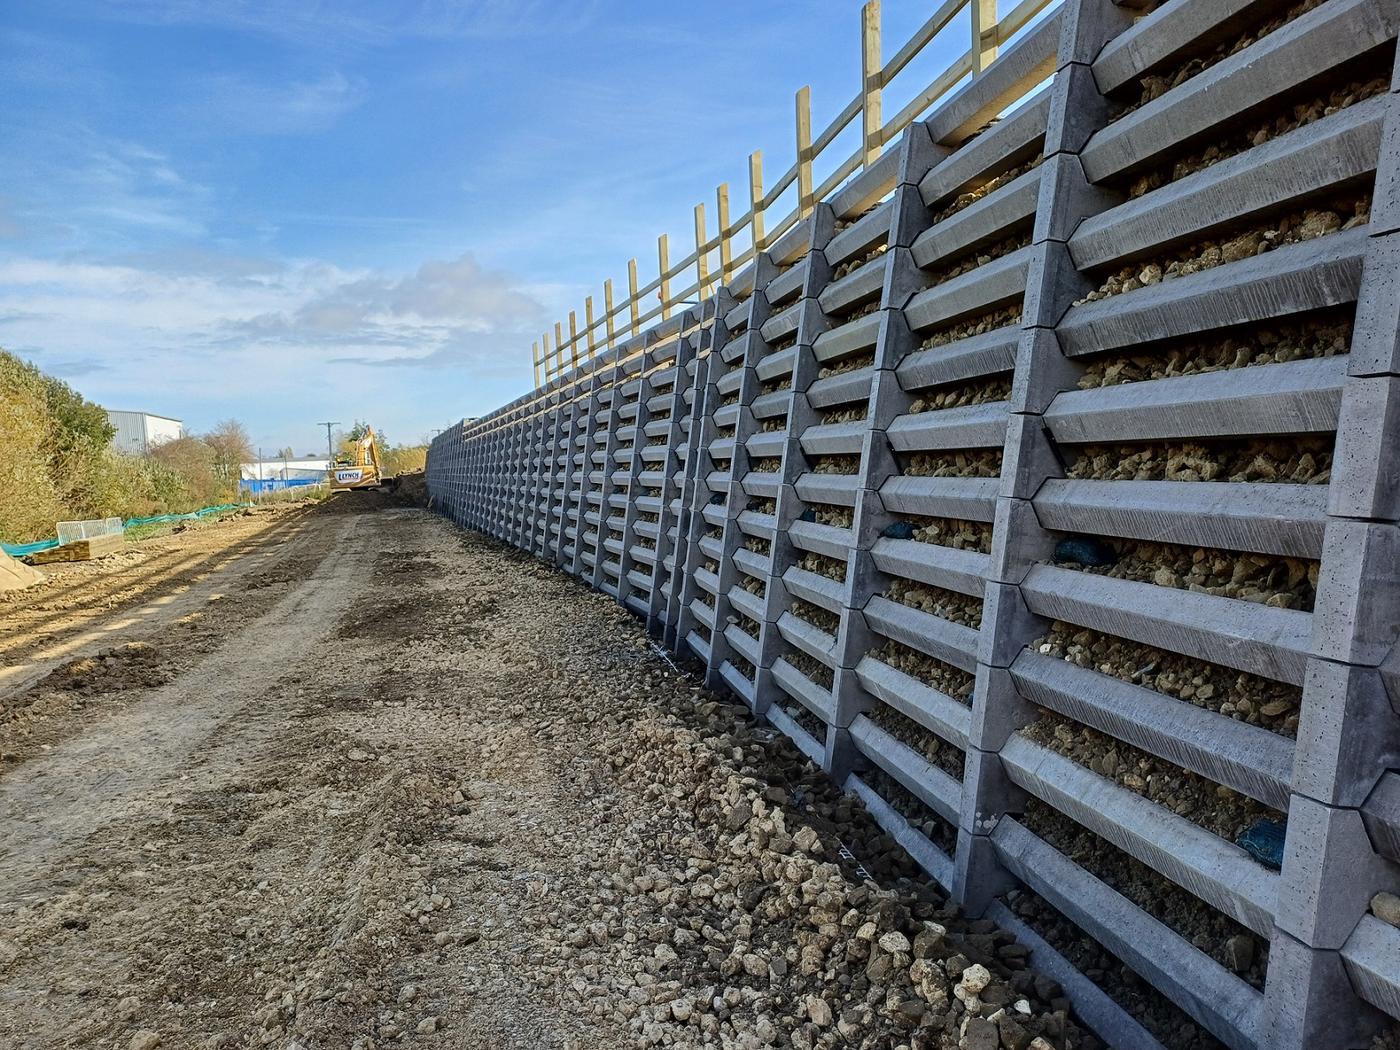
[2,502,251,558]
[122,503,247,529]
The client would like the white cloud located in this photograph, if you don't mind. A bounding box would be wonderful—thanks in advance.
[51,0,605,47]
[0,128,212,249]
[0,249,548,402]
[186,71,368,135]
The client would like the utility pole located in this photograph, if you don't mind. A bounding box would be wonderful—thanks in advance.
[317,422,340,477]
[319,422,340,492]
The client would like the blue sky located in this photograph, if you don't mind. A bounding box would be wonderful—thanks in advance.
[0,0,988,453]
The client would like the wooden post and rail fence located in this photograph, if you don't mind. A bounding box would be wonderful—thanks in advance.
[531,0,1056,387]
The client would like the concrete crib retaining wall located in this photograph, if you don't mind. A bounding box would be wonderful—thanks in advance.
[427,1,1400,1046]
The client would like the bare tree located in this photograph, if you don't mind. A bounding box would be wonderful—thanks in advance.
[205,419,254,485]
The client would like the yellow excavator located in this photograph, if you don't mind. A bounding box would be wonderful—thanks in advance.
[330,426,391,492]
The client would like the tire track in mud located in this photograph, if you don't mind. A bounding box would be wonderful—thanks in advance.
[0,507,324,702]
[0,512,370,908]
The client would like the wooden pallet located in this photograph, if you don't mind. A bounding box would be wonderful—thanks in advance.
[28,533,125,564]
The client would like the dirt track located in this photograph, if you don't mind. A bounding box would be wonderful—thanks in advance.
[0,495,1095,1050]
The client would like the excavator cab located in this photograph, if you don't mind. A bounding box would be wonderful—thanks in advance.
[330,426,387,491]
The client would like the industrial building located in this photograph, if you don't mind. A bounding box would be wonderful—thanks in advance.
[105,410,184,456]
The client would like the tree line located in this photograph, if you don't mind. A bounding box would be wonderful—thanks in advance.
[0,349,262,543]
[1,350,432,544]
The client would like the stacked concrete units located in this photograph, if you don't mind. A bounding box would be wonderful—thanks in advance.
[428,0,1400,1046]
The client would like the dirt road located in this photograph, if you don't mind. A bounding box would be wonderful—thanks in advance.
[0,496,1092,1050]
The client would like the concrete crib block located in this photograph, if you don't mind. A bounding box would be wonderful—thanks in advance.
[988,496,1058,586]
[978,582,1049,669]
[1294,659,1400,809]
[918,93,1050,210]
[819,261,877,321]
[814,310,882,365]
[1090,0,1270,95]
[894,119,948,190]
[824,723,867,788]
[869,537,990,598]
[829,659,871,727]
[1080,0,1398,184]
[1022,562,1313,685]
[1045,61,1121,163]
[871,307,924,373]
[1002,736,1280,937]
[1056,224,1368,357]
[842,548,889,614]
[852,716,964,825]
[999,411,1064,500]
[855,430,898,494]
[885,182,936,251]
[926,12,1060,148]
[863,367,915,434]
[788,334,828,397]
[1033,478,1328,560]
[834,608,878,672]
[880,246,930,316]
[903,247,1032,333]
[799,419,865,457]
[969,663,1038,753]
[847,485,894,547]
[1275,795,1400,951]
[1330,374,1400,522]
[832,148,902,228]
[1012,648,1294,810]
[765,257,808,307]
[1310,520,1400,667]
[1258,931,1388,1050]
[754,346,796,386]
[826,200,893,266]
[960,745,1027,836]
[1043,355,1348,444]
[1364,773,1400,863]
[857,654,974,750]
[759,300,803,344]
[897,324,1021,391]
[1073,96,1386,272]
[1342,915,1400,1030]
[1034,155,1123,252]
[863,595,980,673]
[954,830,1022,919]
[1350,233,1400,377]
[1053,0,1138,72]
[1020,241,1096,334]
[888,402,1009,456]
[911,167,1041,270]
[1371,95,1400,236]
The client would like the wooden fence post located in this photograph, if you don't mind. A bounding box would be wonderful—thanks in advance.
[796,86,814,217]
[658,233,672,321]
[749,151,766,254]
[861,0,882,168]
[694,202,710,301]
[605,278,618,348]
[628,258,641,336]
[971,0,997,72]
[585,295,598,362]
[716,183,733,286]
